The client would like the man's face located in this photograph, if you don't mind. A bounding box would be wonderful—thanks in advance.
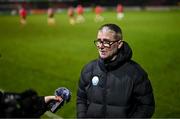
[96,30,121,60]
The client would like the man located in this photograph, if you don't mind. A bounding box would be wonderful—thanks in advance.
[116,4,124,20]
[19,7,27,25]
[67,7,75,25]
[77,24,155,118]
[47,8,56,26]
[76,5,85,23]
[94,5,104,22]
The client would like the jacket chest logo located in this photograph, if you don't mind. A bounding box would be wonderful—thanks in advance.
[92,76,99,86]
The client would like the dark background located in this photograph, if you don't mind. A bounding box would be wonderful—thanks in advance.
[0,0,180,11]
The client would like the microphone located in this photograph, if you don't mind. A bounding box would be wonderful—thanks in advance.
[49,87,71,113]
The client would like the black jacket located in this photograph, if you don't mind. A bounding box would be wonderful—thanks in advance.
[77,41,155,118]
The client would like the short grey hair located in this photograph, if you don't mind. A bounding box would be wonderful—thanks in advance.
[98,23,123,40]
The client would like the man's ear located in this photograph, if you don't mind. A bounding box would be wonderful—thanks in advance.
[118,41,123,49]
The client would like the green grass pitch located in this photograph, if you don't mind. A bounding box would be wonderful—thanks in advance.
[0,10,180,117]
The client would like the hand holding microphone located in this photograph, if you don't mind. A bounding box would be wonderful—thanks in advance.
[48,87,71,113]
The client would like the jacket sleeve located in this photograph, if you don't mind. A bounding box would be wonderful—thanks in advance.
[130,72,155,118]
[34,96,48,117]
[77,69,88,118]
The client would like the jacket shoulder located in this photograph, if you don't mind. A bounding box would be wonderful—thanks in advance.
[81,59,98,74]
[124,60,148,82]
[126,60,147,75]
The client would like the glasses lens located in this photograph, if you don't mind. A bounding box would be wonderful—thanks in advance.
[94,40,111,48]
[103,43,110,47]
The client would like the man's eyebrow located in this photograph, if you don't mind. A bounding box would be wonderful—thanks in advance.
[103,38,111,41]
[97,38,111,41]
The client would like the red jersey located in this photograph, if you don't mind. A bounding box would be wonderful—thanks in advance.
[95,6,103,15]
[117,4,123,13]
[19,8,27,17]
[76,5,84,15]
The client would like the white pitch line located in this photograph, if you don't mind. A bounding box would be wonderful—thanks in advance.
[45,111,63,119]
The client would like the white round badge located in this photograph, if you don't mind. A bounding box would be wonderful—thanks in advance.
[92,76,99,86]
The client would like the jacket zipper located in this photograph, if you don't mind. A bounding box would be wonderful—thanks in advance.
[103,71,108,117]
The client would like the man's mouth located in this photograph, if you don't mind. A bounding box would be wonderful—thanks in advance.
[100,50,105,52]
[99,50,106,55]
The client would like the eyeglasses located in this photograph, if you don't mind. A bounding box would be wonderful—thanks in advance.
[94,39,120,48]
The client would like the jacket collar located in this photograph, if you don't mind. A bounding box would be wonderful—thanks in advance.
[98,41,132,71]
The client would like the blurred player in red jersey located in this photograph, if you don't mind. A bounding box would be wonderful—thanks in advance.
[67,7,75,25]
[19,7,27,25]
[116,4,124,20]
[94,5,104,22]
[76,5,85,23]
[47,8,56,26]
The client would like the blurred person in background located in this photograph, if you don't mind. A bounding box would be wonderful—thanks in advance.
[76,5,85,23]
[77,23,155,118]
[0,89,62,118]
[94,5,104,22]
[19,7,27,25]
[0,87,71,118]
[116,4,124,20]
[68,7,76,25]
[47,8,56,26]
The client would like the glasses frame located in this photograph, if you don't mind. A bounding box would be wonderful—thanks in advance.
[94,39,120,48]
